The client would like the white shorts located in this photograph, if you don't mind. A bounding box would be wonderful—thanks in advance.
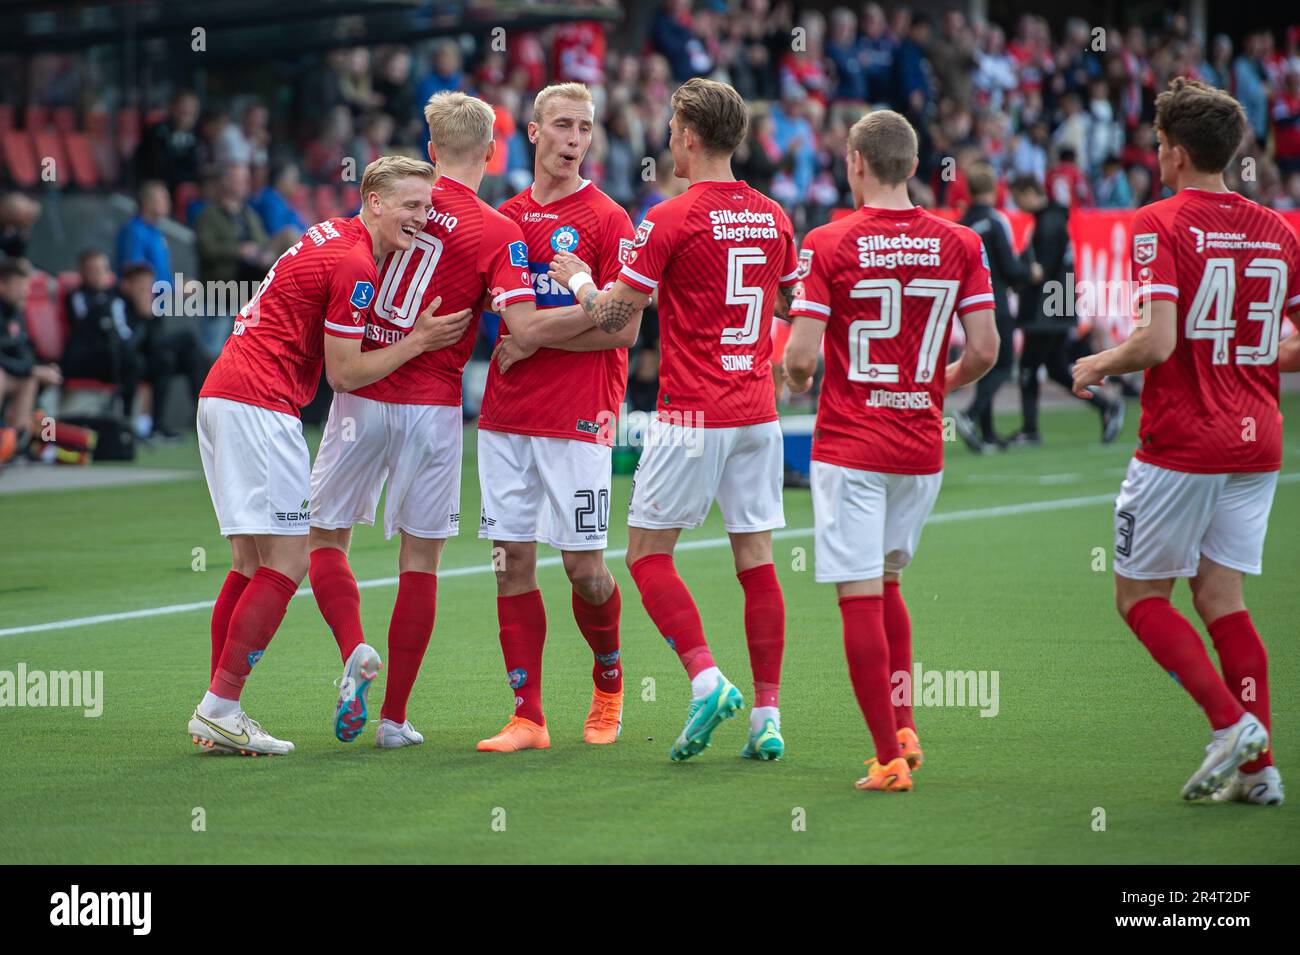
[478,430,612,551]
[811,461,943,583]
[627,419,784,533]
[197,396,312,537]
[309,393,462,540]
[1113,459,1278,579]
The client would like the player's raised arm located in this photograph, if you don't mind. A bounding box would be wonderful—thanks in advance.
[324,294,472,393]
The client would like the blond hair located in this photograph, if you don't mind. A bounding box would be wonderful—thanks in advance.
[533,82,595,124]
[848,109,918,186]
[670,77,748,155]
[423,91,496,164]
[359,155,435,201]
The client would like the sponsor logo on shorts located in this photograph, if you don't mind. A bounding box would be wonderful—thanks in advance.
[480,506,496,528]
[275,498,311,523]
[449,511,460,530]
[575,418,601,435]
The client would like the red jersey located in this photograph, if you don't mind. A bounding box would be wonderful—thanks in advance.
[618,180,799,428]
[789,205,995,475]
[200,216,371,417]
[479,181,635,443]
[1129,188,1300,473]
[354,174,534,406]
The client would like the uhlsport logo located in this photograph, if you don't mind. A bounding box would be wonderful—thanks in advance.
[50,885,151,935]
[550,225,580,253]
[1189,226,1205,253]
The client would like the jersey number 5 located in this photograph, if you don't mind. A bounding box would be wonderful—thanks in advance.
[846,278,958,383]
[722,247,767,346]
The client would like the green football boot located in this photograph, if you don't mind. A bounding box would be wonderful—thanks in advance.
[740,718,784,761]
[669,674,743,762]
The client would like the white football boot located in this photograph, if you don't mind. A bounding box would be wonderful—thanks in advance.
[334,642,382,743]
[1181,712,1269,800]
[375,718,424,749]
[189,708,295,756]
[1212,766,1285,806]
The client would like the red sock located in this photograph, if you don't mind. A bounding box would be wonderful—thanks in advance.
[210,571,250,680]
[840,595,901,763]
[309,547,365,662]
[738,563,784,708]
[883,581,915,731]
[498,589,547,725]
[629,554,715,678]
[1209,610,1273,771]
[209,567,298,700]
[1125,597,1242,730]
[573,583,622,694]
[379,571,436,725]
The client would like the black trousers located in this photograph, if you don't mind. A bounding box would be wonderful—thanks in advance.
[1018,328,1105,434]
[965,310,1016,441]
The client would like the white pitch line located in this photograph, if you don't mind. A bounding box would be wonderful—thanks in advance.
[3,477,1296,639]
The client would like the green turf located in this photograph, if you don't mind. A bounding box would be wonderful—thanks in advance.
[1,396,1298,863]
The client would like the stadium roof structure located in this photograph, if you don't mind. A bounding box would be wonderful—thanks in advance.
[0,0,620,57]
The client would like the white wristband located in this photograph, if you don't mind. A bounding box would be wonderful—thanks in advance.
[567,272,595,298]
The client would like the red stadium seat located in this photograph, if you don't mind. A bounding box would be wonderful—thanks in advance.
[24,105,49,131]
[85,109,117,183]
[62,131,99,188]
[25,272,64,362]
[115,109,141,159]
[313,184,339,222]
[52,107,77,133]
[2,129,38,188]
[172,181,200,221]
[31,130,67,188]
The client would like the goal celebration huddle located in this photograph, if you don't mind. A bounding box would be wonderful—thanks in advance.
[188,75,1299,802]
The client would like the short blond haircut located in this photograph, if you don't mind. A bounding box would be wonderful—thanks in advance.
[848,109,917,186]
[533,82,595,124]
[359,155,435,201]
[423,91,496,164]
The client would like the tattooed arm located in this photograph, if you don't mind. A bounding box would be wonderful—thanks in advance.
[775,283,796,322]
[548,252,649,337]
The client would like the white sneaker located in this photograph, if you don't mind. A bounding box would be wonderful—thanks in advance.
[189,708,295,756]
[334,643,382,743]
[1212,766,1285,806]
[1182,712,1269,800]
[375,718,424,749]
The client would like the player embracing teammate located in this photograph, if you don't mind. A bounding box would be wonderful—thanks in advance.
[549,78,796,762]
[190,156,468,755]
[473,83,639,752]
[1074,78,1300,804]
[784,110,999,791]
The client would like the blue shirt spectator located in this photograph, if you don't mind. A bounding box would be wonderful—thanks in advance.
[652,0,714,82]
[770,95,817,198]
[251,164,308,239]
[116,181,172,289]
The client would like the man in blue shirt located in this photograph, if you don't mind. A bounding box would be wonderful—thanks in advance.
[116,181,172,291]
[250,163,308,249]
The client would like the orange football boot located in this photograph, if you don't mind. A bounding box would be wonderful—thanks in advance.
[854,756,913,792]
[583,687,623,744]
[476,715,551,752]
[897,727,923,770]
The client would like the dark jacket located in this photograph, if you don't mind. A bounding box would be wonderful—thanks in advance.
[1018,202,1073,332]
[61,286,139,383]
[961,203,1030,321]
[0,299,36,378]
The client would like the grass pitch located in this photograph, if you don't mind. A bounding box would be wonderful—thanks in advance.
[1,396,1298,864]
